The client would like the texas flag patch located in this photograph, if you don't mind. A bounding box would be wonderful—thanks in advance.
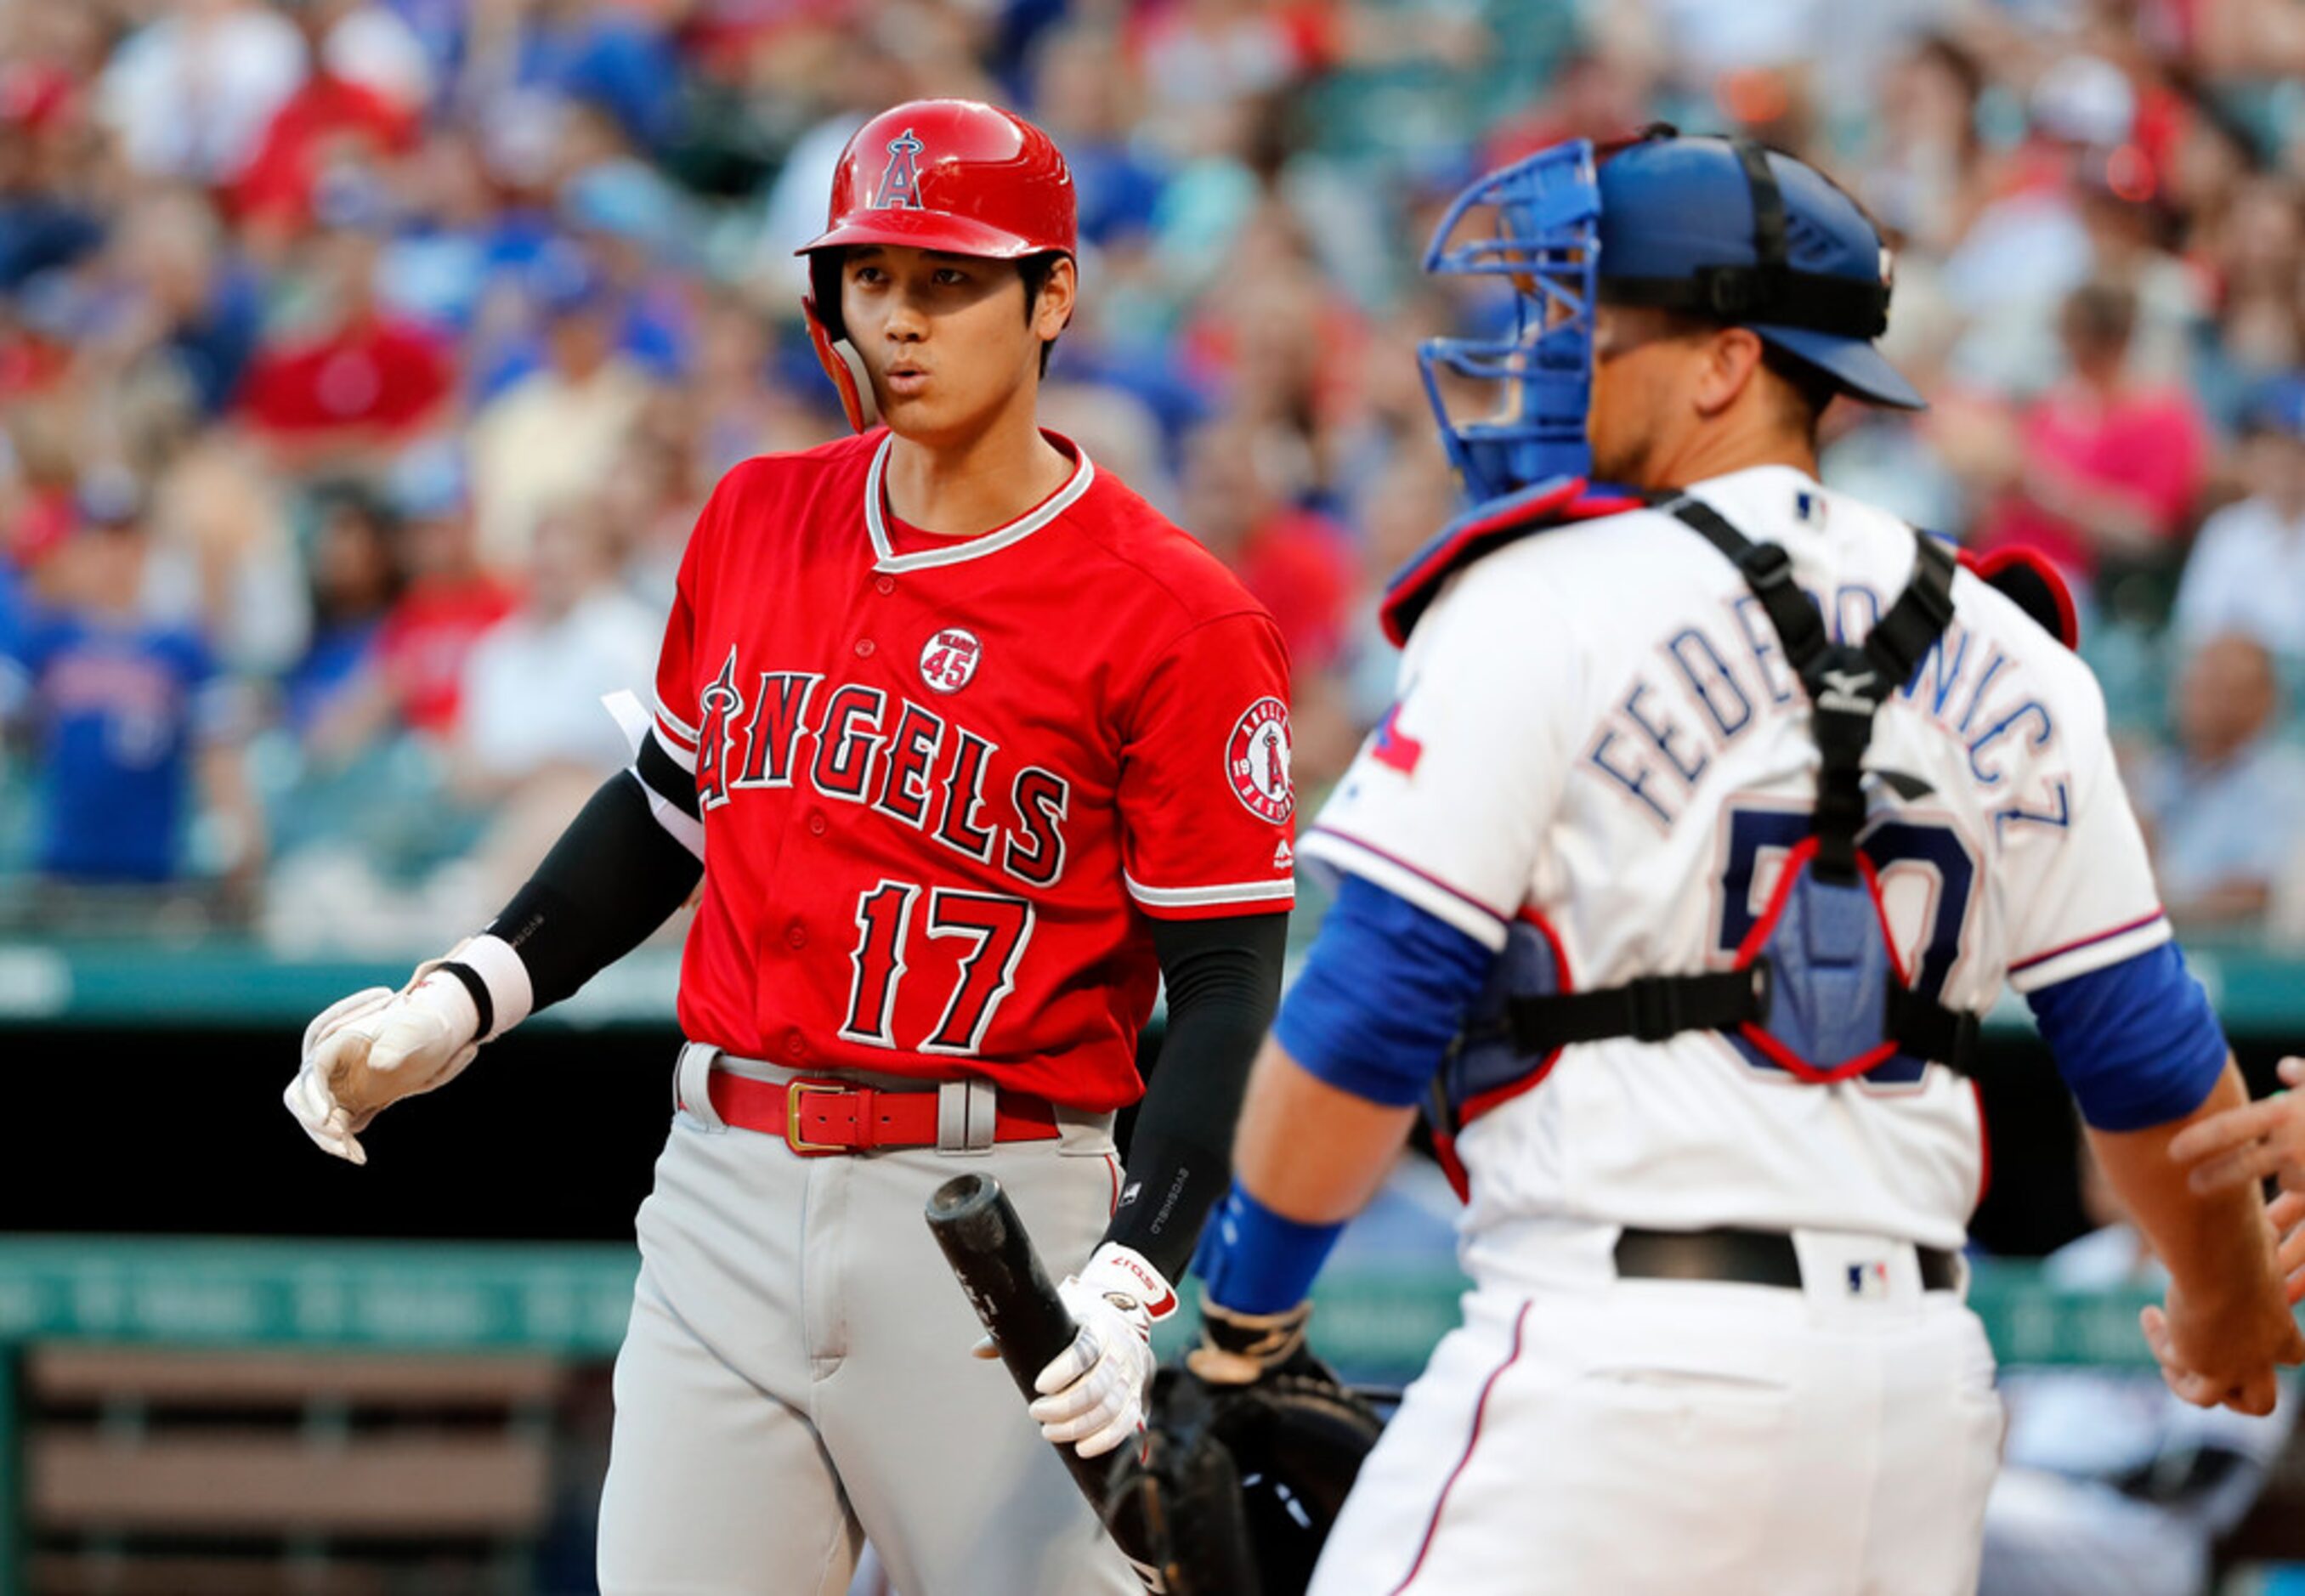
[1372,702,1424,776]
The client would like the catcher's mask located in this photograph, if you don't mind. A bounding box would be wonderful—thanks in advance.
[1106,1366,1386,1596]
[1420,127,1918,505]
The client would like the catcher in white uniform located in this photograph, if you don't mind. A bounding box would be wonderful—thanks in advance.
[1179,130,2305,1594]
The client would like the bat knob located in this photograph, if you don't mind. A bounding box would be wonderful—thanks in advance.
[927,1173,998,1225]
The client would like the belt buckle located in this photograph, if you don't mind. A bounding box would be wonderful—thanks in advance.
[784,1078,847,1155]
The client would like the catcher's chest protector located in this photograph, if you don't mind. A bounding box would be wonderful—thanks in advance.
[1428,497,1976,1198]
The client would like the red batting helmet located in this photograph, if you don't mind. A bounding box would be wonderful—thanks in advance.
[798,99,1077,263]
[796,99,1077,431]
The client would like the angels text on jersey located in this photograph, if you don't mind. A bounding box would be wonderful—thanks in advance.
[691,644,1071,890]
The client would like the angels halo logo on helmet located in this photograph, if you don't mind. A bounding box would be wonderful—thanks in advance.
[875,128,927,212]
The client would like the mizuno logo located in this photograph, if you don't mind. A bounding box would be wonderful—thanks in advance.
[1817,668,1880,716]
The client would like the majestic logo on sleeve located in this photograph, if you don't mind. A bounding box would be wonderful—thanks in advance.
[875,129,926,211]
[1226,697,1294,823]
[920,628,981,694]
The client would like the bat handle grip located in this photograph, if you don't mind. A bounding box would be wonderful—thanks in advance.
[926,1174,1162,1588]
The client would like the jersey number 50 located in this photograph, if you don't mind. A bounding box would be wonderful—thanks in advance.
[1716,803,1977,1089]
[839,881,1034,1056]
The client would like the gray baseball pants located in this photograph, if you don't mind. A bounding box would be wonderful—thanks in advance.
[596,1044,1145,1596]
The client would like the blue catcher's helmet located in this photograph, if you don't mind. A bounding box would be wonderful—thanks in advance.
[1419,128,1921,505]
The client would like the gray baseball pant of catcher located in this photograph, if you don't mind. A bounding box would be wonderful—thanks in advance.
[596,1045,1144,1596]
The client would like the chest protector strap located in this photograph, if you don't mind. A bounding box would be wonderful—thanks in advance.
[1504,496,1975,1074]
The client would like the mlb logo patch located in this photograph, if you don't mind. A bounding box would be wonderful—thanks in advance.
[1845,1260,1891,1300]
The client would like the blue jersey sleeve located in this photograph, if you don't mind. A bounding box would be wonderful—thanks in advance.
[2025,941,2229,1131]
[1273,871,1498,1107]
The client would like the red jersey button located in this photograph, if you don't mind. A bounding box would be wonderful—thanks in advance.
[807,812,828,836]
[784,1032,807,1061]
[875,576,896,596]
[785,921,808,949]
[854,638,875,658]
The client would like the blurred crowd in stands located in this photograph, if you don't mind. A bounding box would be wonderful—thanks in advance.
[3,0,2305,954]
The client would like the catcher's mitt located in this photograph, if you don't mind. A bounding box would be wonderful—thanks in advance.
[1105,1322,1385,1596]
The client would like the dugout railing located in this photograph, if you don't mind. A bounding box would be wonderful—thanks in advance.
[0,1236,2223,1595]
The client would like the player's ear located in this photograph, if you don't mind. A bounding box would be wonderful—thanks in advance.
[1692,325,1766,420]
[1031,256,1077,343]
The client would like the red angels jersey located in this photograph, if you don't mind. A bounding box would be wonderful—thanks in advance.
[650,429,1295,1111]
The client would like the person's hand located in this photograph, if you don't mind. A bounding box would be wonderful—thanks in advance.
[2271,1188,2305,1309]
[1005,1243,1171,1459]
[1185,1296,1316,1386]
[2140,1265,2305,1415]
[282,968,482,1164]
[2170,1057,2305,1196]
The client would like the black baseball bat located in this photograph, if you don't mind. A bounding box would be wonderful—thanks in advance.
[926,1172,1164,1591]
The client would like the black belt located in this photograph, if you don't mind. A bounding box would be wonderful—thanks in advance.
[1614,1226,1958,1292]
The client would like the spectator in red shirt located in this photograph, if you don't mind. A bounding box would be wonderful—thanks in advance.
[1180,420,1355,671]
[237,177,454,473]
[308,444,514,761]
[232,11,419,256]
[1968,279,2207,591]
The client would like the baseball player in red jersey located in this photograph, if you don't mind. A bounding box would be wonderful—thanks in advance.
[283,99,1297,1594]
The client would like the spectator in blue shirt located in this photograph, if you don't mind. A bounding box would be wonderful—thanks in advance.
[1030,25,1171,249]
[2133,632,2305,935]
[0,472,263,890]
[513,1,683,155]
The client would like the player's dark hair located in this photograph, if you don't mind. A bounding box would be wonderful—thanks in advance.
[1018,251,1065,376]
[1760,343,1842,435]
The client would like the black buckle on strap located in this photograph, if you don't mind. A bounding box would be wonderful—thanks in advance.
[1735,540,1798,596]
[1509,964,1772,1055]
[1626,976,1683,1043]
[1886,987,1982,1077]
[1745,959,1774,1024]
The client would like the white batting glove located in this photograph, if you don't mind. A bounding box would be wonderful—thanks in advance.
[283,969,482,1165]
[1026,1242,1175,1459]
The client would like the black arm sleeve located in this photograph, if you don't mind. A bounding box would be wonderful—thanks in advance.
[486,739,704,1010]
[1102,910,1288,1281]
